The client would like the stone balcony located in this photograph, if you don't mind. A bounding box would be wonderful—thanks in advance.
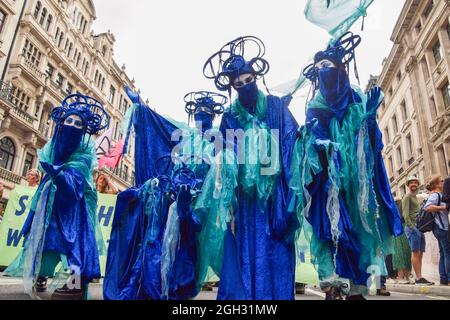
[0,81,38,131]
[10,54,45,86]
[0,167,23,185]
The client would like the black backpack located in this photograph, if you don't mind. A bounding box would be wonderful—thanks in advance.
[416,193,443,233]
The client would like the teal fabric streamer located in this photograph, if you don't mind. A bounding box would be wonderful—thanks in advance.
[305,0,374,40]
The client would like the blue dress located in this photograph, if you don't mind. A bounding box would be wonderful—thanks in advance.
[214,93,299,300]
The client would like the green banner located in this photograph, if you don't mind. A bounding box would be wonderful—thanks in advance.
[0,186,117,276]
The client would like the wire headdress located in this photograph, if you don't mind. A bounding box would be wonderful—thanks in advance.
[51,93,110,135]
[203,36,270,93]
[184,91,227,124]
[303,32,362,96]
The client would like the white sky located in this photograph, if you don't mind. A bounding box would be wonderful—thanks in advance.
[92,0,405,124]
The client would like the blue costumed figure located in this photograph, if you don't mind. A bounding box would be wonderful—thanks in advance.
[103,89,228,300]
[198,36,299,300]
[289,32,403,300]
[5,94,109,300]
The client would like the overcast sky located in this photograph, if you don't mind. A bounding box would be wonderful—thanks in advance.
[92,0,406,124]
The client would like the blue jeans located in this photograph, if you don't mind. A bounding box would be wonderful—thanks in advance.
[432,226,450,282]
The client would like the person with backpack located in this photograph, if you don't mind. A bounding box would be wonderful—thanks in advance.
[424,175,450,286]
[443,176,450,211]
[402,176,434,286]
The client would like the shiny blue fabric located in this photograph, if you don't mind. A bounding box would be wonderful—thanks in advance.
[132,103,178,186]
[19,146,100,285]
[217,94,299,300]
[235,82,259,113]
[318,67,356,123]
[194,111,214,133]
[299,85,403,285]
[53,125,84,165]
[367,112,403,238]
[42,166,100,283]
[104,99,206,300]
[104,99,179,300]
[165,186,202,300]
[103,188,148,300]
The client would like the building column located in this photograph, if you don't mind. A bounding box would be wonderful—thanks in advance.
[437,27,450,86]
[408,57,438,176]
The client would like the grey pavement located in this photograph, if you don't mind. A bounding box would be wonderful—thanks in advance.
[0,276,448,301]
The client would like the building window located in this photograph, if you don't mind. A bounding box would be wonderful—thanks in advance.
[120,95,129,114]
[401,101,408,122]
[56,73,64,87]
[45,63,54,79]
[108,86,116,104]
[392,115,398,134]
[22,153,34,177]
[68,43,73,57]
[406,134,413,158]
[397,147,403,170]
[102,46,107,57]
[388,157,394,176]
[123,165,129,182]
[45,14,52,32]
[66,82,73,95]
[11,87,31,112]
[0,137,15,171]
[423,0,434,19]
[0,10,6,34]
[76,52,81,67]
[34,1,42,19]
[384,128,390,143]
[432,41,442,64]
[58,32,64,48]
[22,39,42,67]
[441,82,450,109]
[39,8,47,26]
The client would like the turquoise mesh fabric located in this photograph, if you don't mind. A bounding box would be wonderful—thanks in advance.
[290,88,394,282]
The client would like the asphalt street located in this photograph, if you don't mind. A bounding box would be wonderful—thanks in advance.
[0,276,448,300]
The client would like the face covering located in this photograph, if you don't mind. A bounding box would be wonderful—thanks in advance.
[194,111,214,133]
[318,66,354,123]
[53,124,84,165]
[235,81,259,113]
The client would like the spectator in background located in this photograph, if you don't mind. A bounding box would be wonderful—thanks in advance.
[392,198,412,285]
[26,169,41,188]
[95,172,119,195]
[402,176,434,286]
[424,175,450,286]
[443,175,450,210]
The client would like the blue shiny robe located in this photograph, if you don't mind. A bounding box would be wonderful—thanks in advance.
[299,88,403,285]
[217,95,299,300]
[104,103,203,300]
[17,156,100,285]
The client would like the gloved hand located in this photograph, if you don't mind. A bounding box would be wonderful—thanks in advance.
[177,184,193,218]
[366,86,382,117]
[40,161,63,178]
